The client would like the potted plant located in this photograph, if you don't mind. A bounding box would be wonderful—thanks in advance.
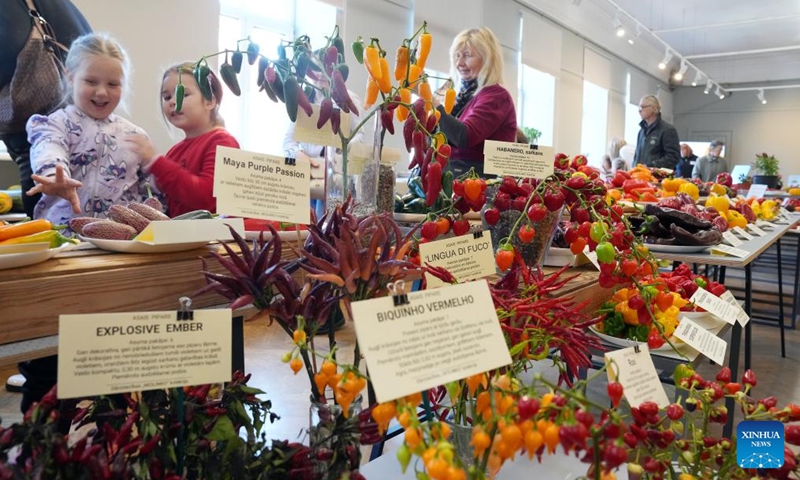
[752,152,781,189]
[521,127,542,144]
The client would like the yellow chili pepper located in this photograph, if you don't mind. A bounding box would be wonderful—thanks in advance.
[0,218,54,242]
[0,229,75,248]
[444,87,456,114]
[364,77,379,108]
[364,45,382,81]
[394,46,409,82]
[377,57,392,94]
[416,32,432,70]
[407,64,421,86]
[396,88,411,121]
[727,210,747,229]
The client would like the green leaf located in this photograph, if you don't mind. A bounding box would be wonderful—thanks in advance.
[205,415,236,441]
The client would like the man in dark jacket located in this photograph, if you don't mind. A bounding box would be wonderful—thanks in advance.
[675,143,698,178]
[0,0,91,217]
[633,94,680,170]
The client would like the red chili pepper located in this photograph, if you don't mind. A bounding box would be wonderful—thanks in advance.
[323,46,338,75]
[296,84,313,117]
[140,433,161,455]
[330,108,341,135]
[425,162,443,207]
[420,147,433,180]
[380,108,394,134]
[403,117,415,152]
[317,97,333,129]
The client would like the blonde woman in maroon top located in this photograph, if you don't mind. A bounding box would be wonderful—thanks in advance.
[432,27,517,177]
[124,62,240,216]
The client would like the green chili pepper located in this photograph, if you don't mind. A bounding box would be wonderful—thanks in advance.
[333,36,345,62]
[694,277,707,288]
[246,41,260,65]
[219,63,241,96]
[283,75,300,122]
[336,63,349,82]
[404,198,426,214]
[603,312,625,337]
[442,170,454,197]
[631,324,650,342]
[173,82,184,113]
[193,64,213,101]
[407,176,426,200]
[351,38,364,64]
[256,57,269,88]
[394,194,404,213]
[231,50,243,73]
[295,52,310,80]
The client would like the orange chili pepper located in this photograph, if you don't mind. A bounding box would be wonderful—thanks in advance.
[396,87,411,121]
[364,77,379,108]
[416,32,432,70]
[364,45,382,81]
[418,80,432,110]
[407,64,421,86]
[444,87,456,114]
[377,57,392,94]
[0,219,54,242]
[394,45,409,82]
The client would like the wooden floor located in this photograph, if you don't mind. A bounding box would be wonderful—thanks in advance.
[0,314,797,464]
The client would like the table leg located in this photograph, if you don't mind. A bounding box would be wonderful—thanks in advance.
[232,315,244,375]
[719,266,726,285]
[745,265,752,371]
[724,321,743,439]
[793,234,800,328]
[777,239,786,357]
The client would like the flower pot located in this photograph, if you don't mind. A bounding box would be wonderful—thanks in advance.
[752,175,780,189]
[324,116,381,216]
[484,206,564,269]
[309,395,363,480]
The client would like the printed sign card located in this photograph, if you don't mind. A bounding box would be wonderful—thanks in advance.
[483,140,555,179]
[214,146,310,224]
[674,316,727,365]
[583,245,601,270]
[747,224,767,236]
[58,310,232,398]
[292,104,351,148]
[418,232,495,288]
[134,218,244,244]
[605,345,669,408]
[722,230,743,247]
[690,287,739,325]
[732,226,754,240]
[720,290,750,326]
[351,280,511,403]
[746,184,767,199]
[711,244,749,258]
[755,219,775,229]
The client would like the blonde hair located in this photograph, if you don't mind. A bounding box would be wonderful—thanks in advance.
[450,27,504,90]
[161,62,225,128]
[607,136,627,160]
[63,33,131,109]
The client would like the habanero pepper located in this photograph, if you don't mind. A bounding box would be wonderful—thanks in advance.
[364,45,382,81]
[425,162,443,207]
[416,32,432,70]
[394,45,409,82]
[282,75,300,122]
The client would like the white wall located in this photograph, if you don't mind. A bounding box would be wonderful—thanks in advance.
[72,0,220,153]
[673,87,800,177]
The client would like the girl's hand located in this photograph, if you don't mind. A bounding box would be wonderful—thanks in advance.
[29,164,83,214]
[123,133,158,167]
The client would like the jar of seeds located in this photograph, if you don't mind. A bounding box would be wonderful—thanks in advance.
[377,155,396,213]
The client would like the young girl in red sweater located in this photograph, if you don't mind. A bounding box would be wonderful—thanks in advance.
[125,62,239,216]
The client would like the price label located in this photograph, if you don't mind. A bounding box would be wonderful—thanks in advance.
[582,246,600,270]
[732,226,754,240]
[722,230,743,247]
[711,244,749,258]
[747,224,766,236]
[756,219,775,229]
[674,316,728,365]
[605,345,669,408]
[690,287,739,325]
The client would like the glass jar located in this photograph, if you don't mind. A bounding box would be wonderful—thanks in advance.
[308,394,363,480]
[324,115,382,216]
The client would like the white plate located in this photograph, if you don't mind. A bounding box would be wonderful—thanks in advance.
[393,211,481,223]
[79,236,210,253]
[0,243,73,270]
[644,243,713,254]
[244,229,310,242]
[0,213,28,222]
[591,312,723,351]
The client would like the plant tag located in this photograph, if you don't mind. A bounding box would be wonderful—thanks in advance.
[604,345,669,408]
[722,230,743,247]
[57,310,232,399]
[582,245,601,270]
[690,287,738,325]
[732,226,754,240]
[351,280,511,403]
[674,316,727,365]
[345,142,373,175]
[746,184,767,199]
[134,218,244,244]
[419,231,495,288]
[747,224,766,236]
[720,290,750,326]
[711,244,749,258]
[756,219,775,229]
[214,146,311,225]
[293,103,351,148]
[483,140,554,179]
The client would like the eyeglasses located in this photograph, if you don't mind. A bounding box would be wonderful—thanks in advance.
[638,104,655,112]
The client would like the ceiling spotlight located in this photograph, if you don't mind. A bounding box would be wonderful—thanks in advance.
[704,81,712,95]
[691,71,703,87]
[716,86,725,99]
[758,89,767,104]
[613,12,625,37]
[674,60,688,81]
[658,50,673,70]
[629,24,642,44]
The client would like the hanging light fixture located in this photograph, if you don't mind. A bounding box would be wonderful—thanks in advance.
[612,11,625,37]
[716,86,725,99]
[704,80,712,95]
[658,49,673,70]
[628,23,641,45]
[757,89,767,104]
[674,60,688,81]
[691,70,703,87]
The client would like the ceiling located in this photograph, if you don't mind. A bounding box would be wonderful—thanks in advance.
[521,0,800,90]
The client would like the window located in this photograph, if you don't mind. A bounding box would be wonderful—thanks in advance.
[580,80,608,167]
[217,0,337,156]
[624,72,640,146]
[517,65,555,146]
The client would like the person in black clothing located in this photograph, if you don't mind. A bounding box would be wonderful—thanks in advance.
[0,0,91,217]
[633,94,680,170]
[675,143,698,178]
[0,0,91,418]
